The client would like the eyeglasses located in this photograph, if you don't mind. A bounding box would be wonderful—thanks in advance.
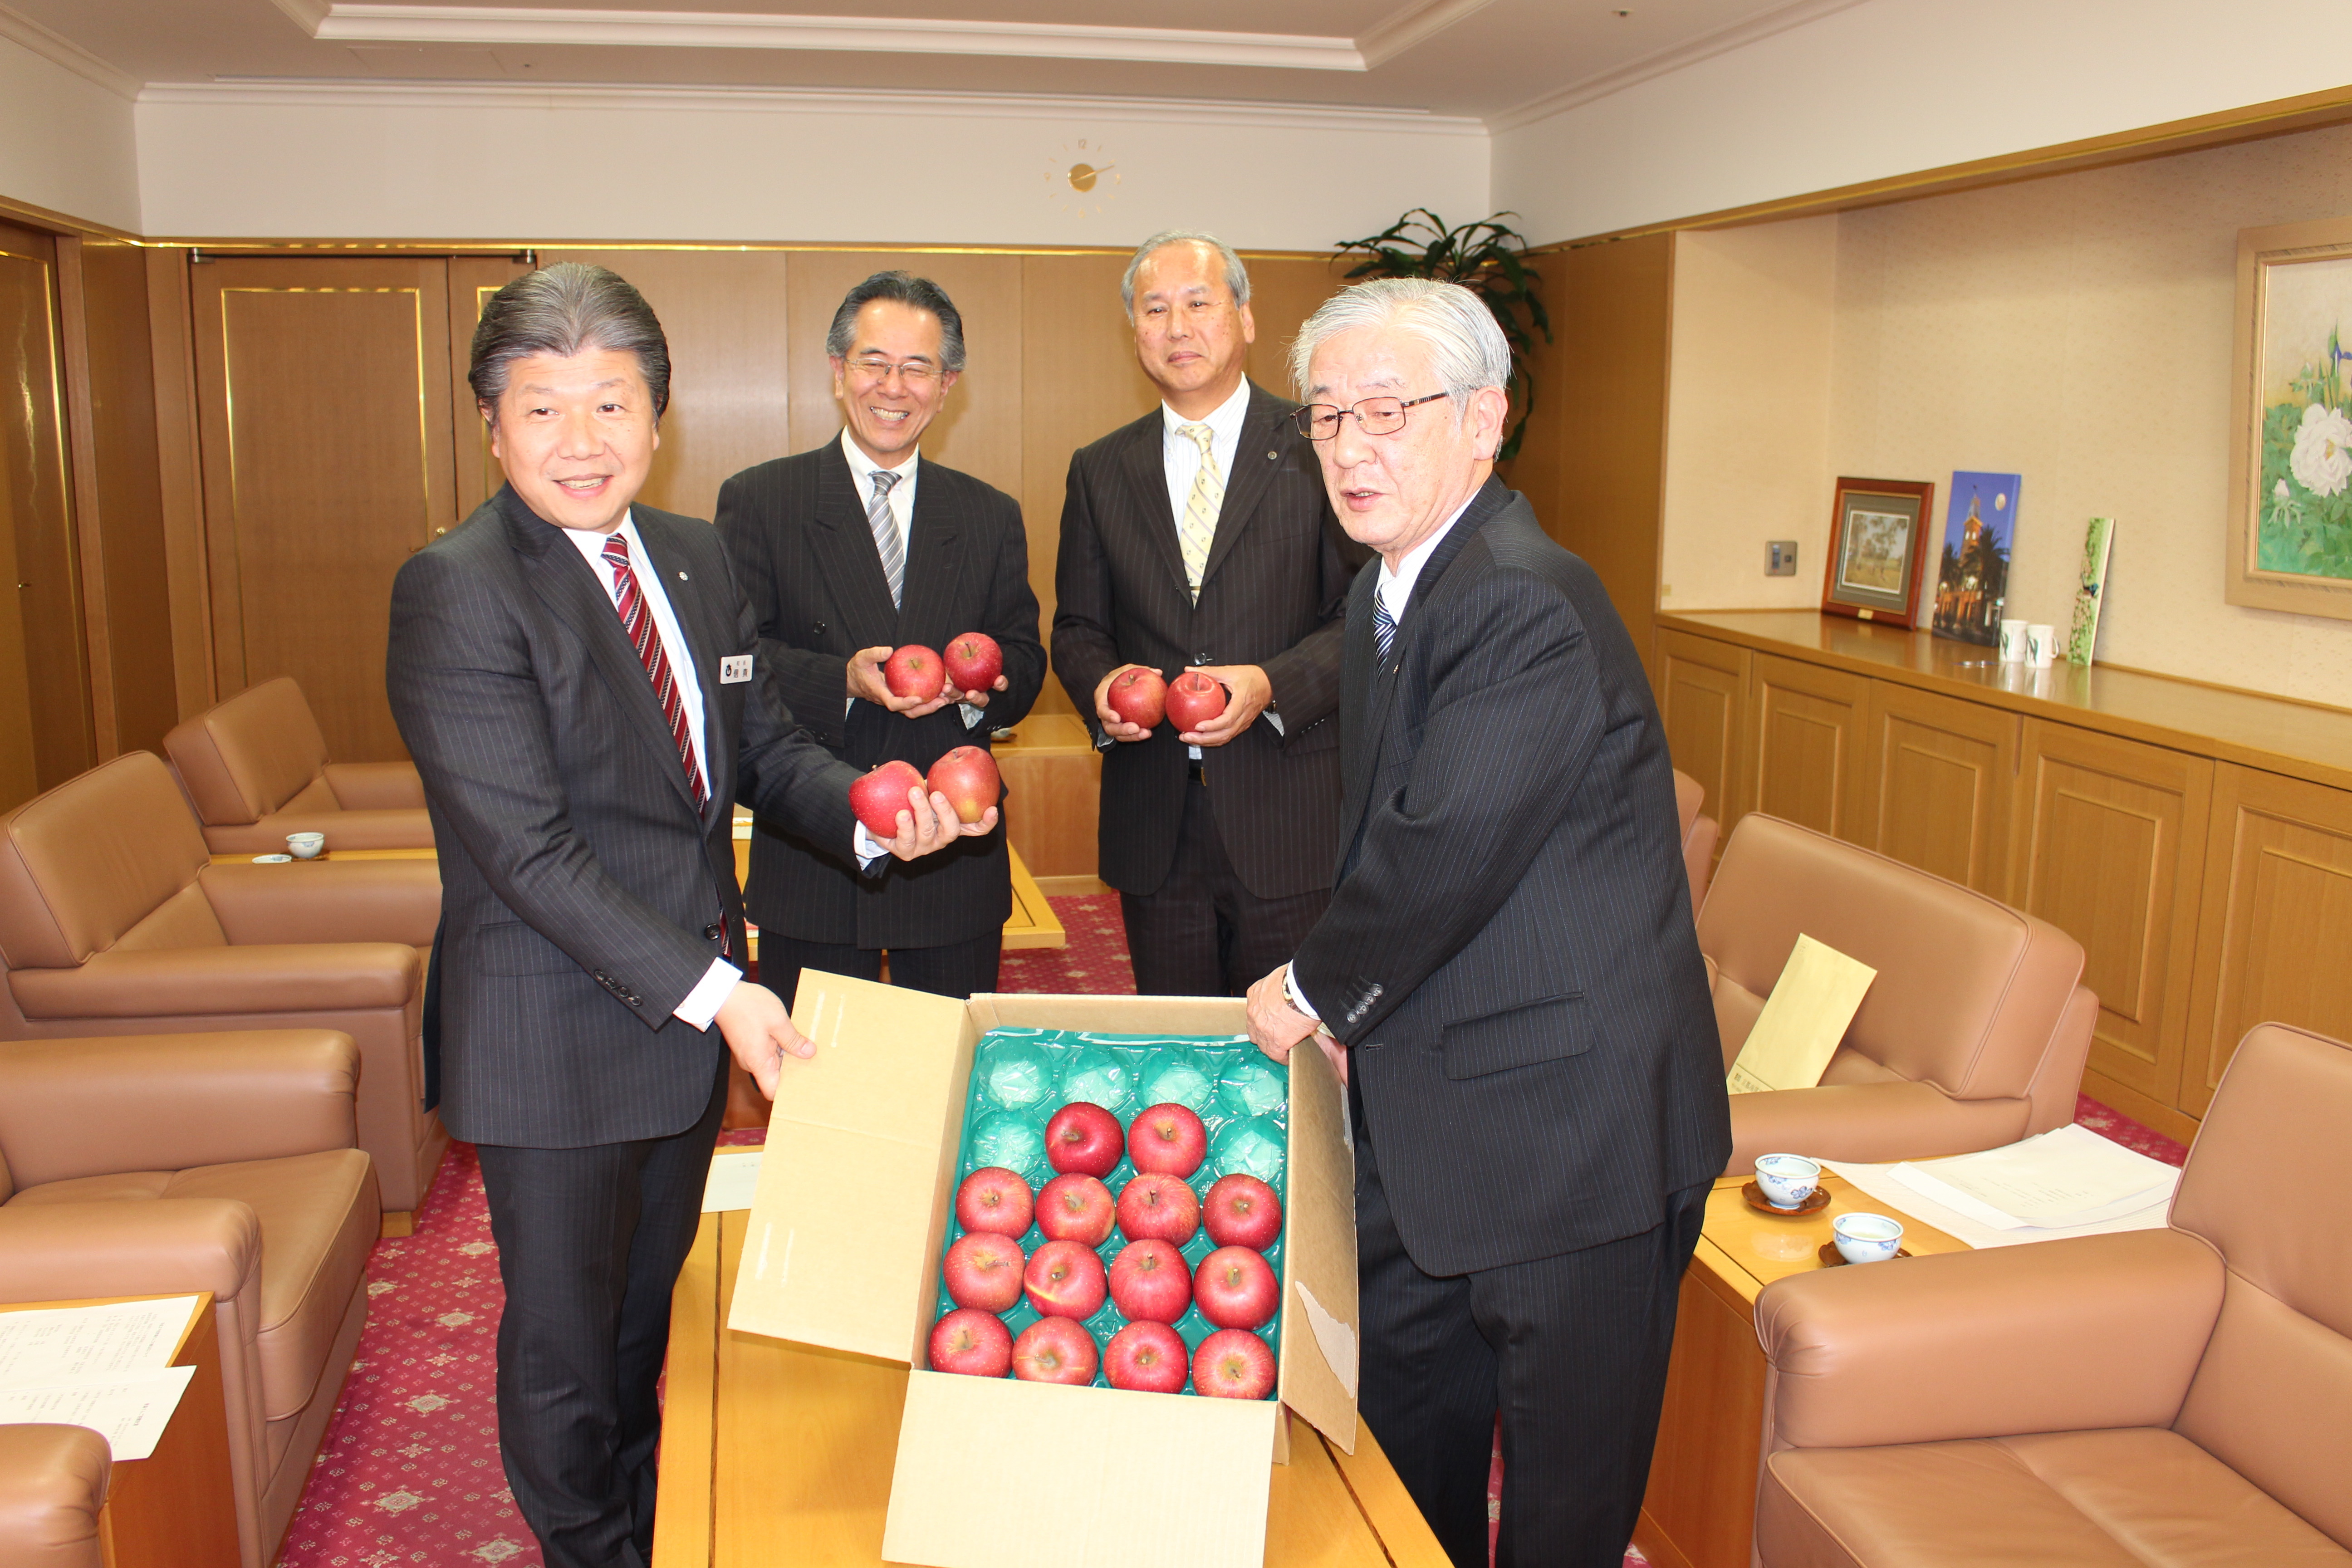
[1294,392,1451,441]
[848,356,941,386]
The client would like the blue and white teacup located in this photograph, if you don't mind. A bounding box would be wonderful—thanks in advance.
[287,832,327,860]
[1833,1212,1904,1265]
[1754,1153,1821,1210]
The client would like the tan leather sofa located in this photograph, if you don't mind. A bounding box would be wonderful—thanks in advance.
[0,751,445,1218]
[0,1029,378,1568]
[1701,813,2097,1172]
[1753,1022,2352,1565]
[1672,768,1720,914]
[0,1426,109,1568]
[165,677,432,854]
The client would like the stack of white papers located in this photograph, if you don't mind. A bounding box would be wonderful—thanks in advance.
[1826,1125,2181,1250]
[702,1148,764,1212]
[0,1296,201,1460]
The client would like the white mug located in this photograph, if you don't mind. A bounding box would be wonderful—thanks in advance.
[286,832,326,860]
[1997,619,2029,662]
[2024,624,2057,667]
[1833,1212,1905,1264]
[1754,1153,1821,1210]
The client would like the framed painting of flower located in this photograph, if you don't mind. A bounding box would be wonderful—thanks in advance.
[2228,216,2352,619]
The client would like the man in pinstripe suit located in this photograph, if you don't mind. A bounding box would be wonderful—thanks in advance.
[387,264,988,1568]
[1246,280,1731,1568]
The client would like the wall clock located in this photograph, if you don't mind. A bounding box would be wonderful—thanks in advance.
[1045,138,1121,219]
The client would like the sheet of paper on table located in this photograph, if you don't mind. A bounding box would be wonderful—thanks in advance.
[0,1295,201,1386]
[0,1366,197,1461]
[1891,1124,2179,1229]
[1725,934,1877,1095]
[702,1148,764,1212]
[1826,1131,2180,1250]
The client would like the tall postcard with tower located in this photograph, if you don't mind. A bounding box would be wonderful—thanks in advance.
[1931,471,2023,645]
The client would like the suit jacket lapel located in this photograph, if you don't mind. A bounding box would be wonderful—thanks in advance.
[1197,383,1289,592]
[1334,564,1383,861]
[812,438,904,645]
[632,511,728,830]
[897,468,963,644]
[1118,413,1192,601]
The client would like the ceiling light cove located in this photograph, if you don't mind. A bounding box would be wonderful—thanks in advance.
[288,5,1372,71]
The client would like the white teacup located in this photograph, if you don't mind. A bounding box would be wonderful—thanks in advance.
[1833,1212,1905,1264]
[2025,623,2057,668]
[286,832,326,860]
[1997,618,2028,662]
[1754,1153,1821,1210]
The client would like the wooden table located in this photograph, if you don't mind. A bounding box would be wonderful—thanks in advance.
[0,1292,239,1568]
[1632,1175,1967,1568]
[652,1210,1446,1568]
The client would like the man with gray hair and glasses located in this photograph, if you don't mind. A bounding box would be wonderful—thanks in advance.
[1054,229,1360,996]
[1242,278,1730,1568]
[388,262,989,1568]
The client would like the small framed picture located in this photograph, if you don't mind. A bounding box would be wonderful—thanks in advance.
[1821,477,1935,627]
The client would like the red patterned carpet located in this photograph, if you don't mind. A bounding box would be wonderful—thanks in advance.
[274,895,2189,1567]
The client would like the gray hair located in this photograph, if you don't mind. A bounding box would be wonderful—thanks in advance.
[470,262,671,422]
[1288,278,1510,416]
[825,271,968,373]
[1120,230,1251,317]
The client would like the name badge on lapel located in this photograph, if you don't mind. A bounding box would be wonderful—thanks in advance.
[719,654,754,684]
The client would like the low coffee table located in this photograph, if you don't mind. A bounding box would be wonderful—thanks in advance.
[652,1209,1447,1568]
[1632,1174,1967,1568]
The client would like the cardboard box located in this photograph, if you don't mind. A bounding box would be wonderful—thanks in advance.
[727,976,1360,1568]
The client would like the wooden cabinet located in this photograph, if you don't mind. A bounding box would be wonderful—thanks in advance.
[1747,653,1870,843]
[1656,627,1748,829]
[1864,683,2019,897]
[2185,764,2352,1115]
[2012,723,2212,1108]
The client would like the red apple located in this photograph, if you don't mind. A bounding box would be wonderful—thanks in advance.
[1203,1173,1283,1250]
[1128,1102,1208,1178]
[929,1308,1013,1377]
[1194,1245,1279,1330]
[1116,1172,1200,1245]
[955,1167,1034,1238]
[884,644,945,701]
[1035,1174,1116,1246]
[1106,667,1166,729]
[1166,671,1228,732]
[1108,1239,1192,1324]
[926,745,1001,825]
[1024,1239,1108,1320]
[1011,1316,1098,1385]
[1191,1328,1276,1400]
[1104,1321,1190,1394]
[847,759,925,838]
[941,1231,1025,1313]
[943,632,1002,692]
[1045,1100,1124,1177]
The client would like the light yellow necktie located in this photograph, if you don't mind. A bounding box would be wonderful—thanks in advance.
[1177,422,1224,601]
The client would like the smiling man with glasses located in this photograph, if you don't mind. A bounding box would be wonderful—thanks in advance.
[715,271,1044,1008]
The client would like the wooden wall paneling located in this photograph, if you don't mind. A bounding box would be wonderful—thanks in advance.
[1747,652,1869,843]
[541,249,794,525]
[62,240,180,756]
[2012,721,2213,1109]
[145,248,214,719]
[445,255,533,515]
[0,391,34,810]
[190,256,457,761]
[53,240,117,759]
[1499,262,1568,557]
[1237,252,1348,396]
[0,219,95,794]
[2184,763,2352,1115]
[1656,626,1749,831]
[1863,681,2019,897]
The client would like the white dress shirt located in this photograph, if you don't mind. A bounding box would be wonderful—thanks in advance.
[1159,380,1273,752]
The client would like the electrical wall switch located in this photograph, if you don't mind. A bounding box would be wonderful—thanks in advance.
[1766,541,1798,576]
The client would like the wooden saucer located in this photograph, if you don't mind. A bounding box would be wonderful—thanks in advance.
[1742,1180,1829,1216]
[1818,1241,1912,1266]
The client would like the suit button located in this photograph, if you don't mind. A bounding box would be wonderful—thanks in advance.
[1196,652,1212,665]
[813,622,827,635]
[704,923,724,940]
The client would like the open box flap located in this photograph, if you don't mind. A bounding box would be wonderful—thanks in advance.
[726,974,975,1362]
[1274,1033,1360,1454]
[967,992,1250,1037]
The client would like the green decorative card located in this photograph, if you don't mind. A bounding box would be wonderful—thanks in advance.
[2067,517,2115,666]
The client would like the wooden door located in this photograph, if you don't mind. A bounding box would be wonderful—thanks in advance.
[2184,764,2352,1115]
[191,257,458,761]
[2012,721,2213,1108]
[1655,627,1749,832]
[445,255,533,515]
[1747,652,1869,842]
[1864,682,2019,896]
[0,220,95,804]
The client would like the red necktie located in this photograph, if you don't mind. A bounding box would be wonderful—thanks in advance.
[602,531,709,810]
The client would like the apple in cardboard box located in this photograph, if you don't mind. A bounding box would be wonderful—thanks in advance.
[1194,1246,1278,1331]
[928,1308,1013,1378]
[1104,1321,1190,1394]
[848,760,926,838]
[1044,1101,1124,1177]
[1107,1239,1191,1324]
[954,1167,1034,1238]
[1128,1102,1207,1178]
[1165,671,1228,732]
[1202,1173,1283,1251]
[1023,1239,1108,1319]
[1116,1172,1200,1246]
[1191,1328,1276,1400]
[1011,1316,1098,1386]
[1105,667,1166,730]
[1035,1174,1115,1245]
[926,745,1001,825]
[943,632,1003,692]
[941,1231,1025,1313]
[884,645,946,701]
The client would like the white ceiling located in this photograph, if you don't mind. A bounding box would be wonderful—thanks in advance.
[7,0,1863,125]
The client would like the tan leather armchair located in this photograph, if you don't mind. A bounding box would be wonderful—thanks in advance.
[0,1426,109,1568]
[1701,814,2097,1172]
[1672,768,1720,914]
[0,751,445,1217]
[1752,1022,2352,1565]
[0,1029,378,1568]
[165,677,432,854]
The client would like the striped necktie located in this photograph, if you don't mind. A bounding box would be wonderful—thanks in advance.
[867,469,906,607]
[1177,422,1222,600]
[1373,594,1398,668]
[601,532,709,811]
